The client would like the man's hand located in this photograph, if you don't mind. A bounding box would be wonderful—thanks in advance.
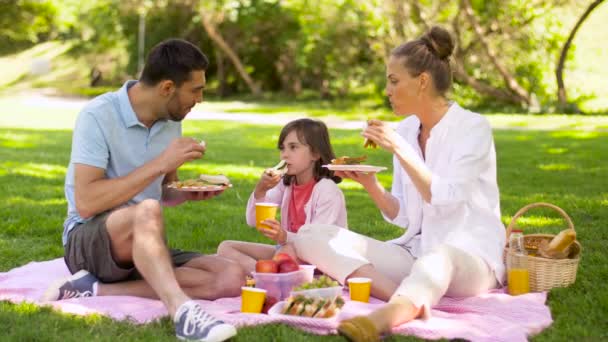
[157,137,206,174]
[183,189,224,201]
[162,187,223,207]
[259,218,287,244]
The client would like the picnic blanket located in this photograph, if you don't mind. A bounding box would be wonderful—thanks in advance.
[0,258,553,341]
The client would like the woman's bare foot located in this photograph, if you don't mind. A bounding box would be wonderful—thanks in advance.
[338,295,422,341]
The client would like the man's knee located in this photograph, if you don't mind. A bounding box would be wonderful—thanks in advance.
[219,262,247,295]
[135,199,163,219]
[133,199,164,235]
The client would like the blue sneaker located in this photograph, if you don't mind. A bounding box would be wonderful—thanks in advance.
[42,270,98,301]
[174,301,237,342]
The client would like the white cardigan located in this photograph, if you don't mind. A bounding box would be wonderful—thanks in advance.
[384,102,506,284]
[246,178,348,243]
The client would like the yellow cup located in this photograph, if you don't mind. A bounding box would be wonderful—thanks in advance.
[255,203,278,230]
[241,287,267,313]
[348,277,372,303]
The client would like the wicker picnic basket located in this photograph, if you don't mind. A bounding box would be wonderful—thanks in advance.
[504,202,582,292]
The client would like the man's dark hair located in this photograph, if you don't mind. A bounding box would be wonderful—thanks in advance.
[139,39,209,87]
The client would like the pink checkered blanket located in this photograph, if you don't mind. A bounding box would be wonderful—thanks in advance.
[0,258,552,341]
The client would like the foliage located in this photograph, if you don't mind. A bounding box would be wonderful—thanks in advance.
[1,0,606,112]
[0,0,58,54]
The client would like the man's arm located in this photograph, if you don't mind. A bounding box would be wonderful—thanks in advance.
[75,137,205,218]
[74,158,165,219]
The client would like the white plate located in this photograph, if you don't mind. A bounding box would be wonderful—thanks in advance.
[167,184,232,192]
[322,164,387,173]
[268,301,338,321]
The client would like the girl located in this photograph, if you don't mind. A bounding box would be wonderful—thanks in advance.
[217,118,347,273]
[293,27,505,341]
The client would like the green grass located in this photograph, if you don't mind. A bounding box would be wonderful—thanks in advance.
[1,106,608,341]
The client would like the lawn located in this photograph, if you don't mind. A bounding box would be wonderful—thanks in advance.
[1,111,607,340]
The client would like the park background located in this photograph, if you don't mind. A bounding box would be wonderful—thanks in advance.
[1,0,607,341]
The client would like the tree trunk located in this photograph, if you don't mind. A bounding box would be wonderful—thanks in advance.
[214,49,227,97]
[200,13,261,96]
[461,0,531,107]
[556,0,604,110]
[411,2,525,105]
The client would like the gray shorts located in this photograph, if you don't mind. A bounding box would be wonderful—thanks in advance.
[64,211,202,283]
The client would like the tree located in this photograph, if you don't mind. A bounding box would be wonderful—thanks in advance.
[199,3,261,96]
[556,0,605,112]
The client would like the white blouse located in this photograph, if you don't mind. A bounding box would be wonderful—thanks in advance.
[384,102,506,284]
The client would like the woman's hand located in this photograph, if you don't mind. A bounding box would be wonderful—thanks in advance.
[334,170,378,190]
[362,119,400,153]
[254,170,281,199]
[259,219,287,244]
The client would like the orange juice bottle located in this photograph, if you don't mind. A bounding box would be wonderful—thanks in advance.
[507,229,530,295]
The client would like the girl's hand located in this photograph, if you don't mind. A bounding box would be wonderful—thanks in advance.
[362,119,400,153]
[259,219,287,244]
[254,170,281,198]
[334,170,378,189]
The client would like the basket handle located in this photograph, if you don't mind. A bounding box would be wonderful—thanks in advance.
[506,202,575,238]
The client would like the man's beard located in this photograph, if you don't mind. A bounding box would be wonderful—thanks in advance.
[166,94,185,122]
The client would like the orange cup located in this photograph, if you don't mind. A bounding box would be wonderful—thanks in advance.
[255,202,278,230]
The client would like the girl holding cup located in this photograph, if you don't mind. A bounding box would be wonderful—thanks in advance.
[217,118,348,274]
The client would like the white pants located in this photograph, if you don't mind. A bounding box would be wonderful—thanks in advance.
[294,224,497,318]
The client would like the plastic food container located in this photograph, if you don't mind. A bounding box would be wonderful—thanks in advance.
[290,286,343,299]
[252,268,308,300]
[298,265,316,283]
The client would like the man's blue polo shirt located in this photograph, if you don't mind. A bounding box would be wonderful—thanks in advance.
[62,81,181,245]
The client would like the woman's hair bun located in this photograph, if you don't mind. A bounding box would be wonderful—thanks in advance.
[423,26,454,60]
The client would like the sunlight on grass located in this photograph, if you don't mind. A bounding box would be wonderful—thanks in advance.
[6,197,65,206]
[538,163,574,171]
[546,147,568,154]
[178,163,264,178]
[503,215,566,230]
[0,131,54,149]
[1,162,66,179]
[551,131,600,140]
[12,302,42,315]
[0,42,73,89]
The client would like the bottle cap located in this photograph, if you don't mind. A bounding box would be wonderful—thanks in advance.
[511,229,523,233]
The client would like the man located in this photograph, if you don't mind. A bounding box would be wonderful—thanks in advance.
[43,39,244,342]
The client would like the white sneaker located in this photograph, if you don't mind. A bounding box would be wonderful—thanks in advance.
[174,301,237,342]
[42,270,98,301]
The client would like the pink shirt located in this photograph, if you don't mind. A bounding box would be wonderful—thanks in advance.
[246,178,348,242]
[288,179,317,233]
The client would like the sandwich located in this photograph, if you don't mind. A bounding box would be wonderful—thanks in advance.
[266,160,288,176]
[198,174,231,186]
[363,119,379,149]
[281,295,345,318]
[170,174,230,188]
[331,155,367,165]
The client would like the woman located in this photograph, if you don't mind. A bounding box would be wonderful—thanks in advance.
[293,26,505,341]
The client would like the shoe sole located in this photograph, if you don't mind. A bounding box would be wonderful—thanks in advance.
[41,269,91,302]
[176,324,237,342]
